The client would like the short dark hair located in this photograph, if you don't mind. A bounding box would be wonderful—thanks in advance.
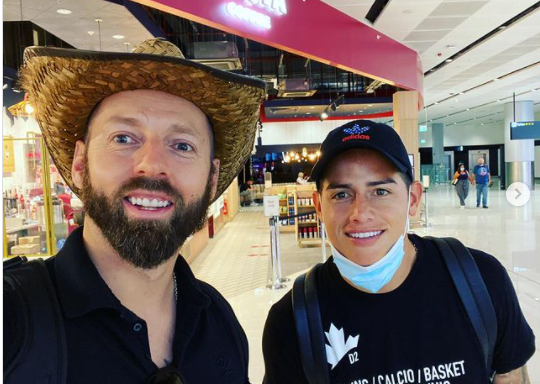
[84,98,215,160]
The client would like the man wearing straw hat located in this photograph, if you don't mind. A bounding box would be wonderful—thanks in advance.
[4,38,265,384]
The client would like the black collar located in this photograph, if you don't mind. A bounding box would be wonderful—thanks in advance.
[54,227,210,319]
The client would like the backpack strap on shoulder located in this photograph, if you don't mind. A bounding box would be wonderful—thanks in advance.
[292,263,330,384]
[427,236,497,375]
[3,257,67,384]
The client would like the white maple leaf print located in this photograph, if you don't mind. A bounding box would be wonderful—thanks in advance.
[324,323,359,369]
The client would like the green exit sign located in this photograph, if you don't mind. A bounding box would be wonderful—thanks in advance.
[419,125,428,132]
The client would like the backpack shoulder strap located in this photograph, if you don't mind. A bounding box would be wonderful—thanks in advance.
[292,263,330,384]
[426,236,497,374]
[3,257,67,384]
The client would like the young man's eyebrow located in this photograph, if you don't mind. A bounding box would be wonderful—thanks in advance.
[366,178,397,187]
[325,183,353,190]
[325,178,397,190]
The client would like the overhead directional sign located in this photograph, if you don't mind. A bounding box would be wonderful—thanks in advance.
[510,121,540,140]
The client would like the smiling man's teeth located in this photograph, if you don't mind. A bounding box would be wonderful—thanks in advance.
[349,231,382,239]
[128,196,171,208]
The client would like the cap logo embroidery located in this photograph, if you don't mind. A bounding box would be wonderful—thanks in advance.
[343,124,370,135]
[342,124,371,142]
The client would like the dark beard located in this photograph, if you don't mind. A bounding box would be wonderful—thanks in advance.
[80,164,214,270]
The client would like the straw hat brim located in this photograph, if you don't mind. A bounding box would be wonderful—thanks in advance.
[20,46,266,201]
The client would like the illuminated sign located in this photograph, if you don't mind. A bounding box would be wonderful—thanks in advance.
[226,0,287,30]
[510,121,540,140]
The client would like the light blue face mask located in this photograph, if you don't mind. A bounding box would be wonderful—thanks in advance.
[331,188,411,293]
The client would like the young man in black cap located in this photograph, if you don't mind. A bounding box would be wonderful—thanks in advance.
[262,120,534,384]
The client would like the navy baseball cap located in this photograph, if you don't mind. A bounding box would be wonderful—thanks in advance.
[311,120,414,183]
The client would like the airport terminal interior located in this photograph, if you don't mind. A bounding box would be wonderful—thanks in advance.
[3,0,540,382]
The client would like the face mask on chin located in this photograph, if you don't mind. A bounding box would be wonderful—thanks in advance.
[330,187,412,293]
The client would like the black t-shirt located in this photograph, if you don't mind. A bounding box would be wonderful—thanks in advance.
[263,234,535,384]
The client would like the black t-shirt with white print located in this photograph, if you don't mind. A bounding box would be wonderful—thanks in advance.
[262,234,535,384]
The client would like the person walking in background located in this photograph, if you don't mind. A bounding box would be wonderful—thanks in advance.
[453,162,474,208]
[473,158,491,208]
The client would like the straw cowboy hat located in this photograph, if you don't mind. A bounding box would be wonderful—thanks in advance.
[20,38,266,201]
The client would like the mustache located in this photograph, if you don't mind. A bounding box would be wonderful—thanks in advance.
[115,177,182,202]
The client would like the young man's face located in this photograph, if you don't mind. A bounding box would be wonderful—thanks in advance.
[71,89,220,269]
[314,149,421,266]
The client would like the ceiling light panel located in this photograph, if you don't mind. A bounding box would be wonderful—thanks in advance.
[430,2,489,18]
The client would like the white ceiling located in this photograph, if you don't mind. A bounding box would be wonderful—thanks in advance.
[321,0,540,129]
[3,0,539,130]
[3,0,152,52]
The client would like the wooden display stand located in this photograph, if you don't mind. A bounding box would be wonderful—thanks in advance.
[265,184,295,233]
[294,184,326,247]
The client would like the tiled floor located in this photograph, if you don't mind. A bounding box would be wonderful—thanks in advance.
[191,183,540,384]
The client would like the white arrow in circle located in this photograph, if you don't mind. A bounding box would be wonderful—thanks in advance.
[515,189,522,200]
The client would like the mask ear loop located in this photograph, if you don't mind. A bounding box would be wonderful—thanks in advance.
[404,186,412,236]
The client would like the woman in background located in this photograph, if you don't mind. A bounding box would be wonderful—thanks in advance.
[453,162,474,208]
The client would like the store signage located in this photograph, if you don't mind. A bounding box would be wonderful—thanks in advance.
[510,121,540,140]
[226,0,287,30]
[264,195,280,217]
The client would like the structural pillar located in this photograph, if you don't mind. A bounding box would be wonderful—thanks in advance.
[504,101,535,190]
[393,91,420,182]
[393,91,420,222]
[431,123,445,166]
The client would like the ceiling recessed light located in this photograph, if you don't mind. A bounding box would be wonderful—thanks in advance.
[447,44,456,49]
[493,78,500,81]
[459,92,465,95]
[497,99,501,102]
[368,104,373,107]
[87,30,95,36]
[499,26,507,30]
[481,123,484,125]
[310,106,315,109]
[57,8,72,14]
[445,59,453,63]
[466,108,470,111]
[113,35,125,40]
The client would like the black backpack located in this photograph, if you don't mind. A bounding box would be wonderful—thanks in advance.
[3,256,68,384]
[292,237,498,384]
